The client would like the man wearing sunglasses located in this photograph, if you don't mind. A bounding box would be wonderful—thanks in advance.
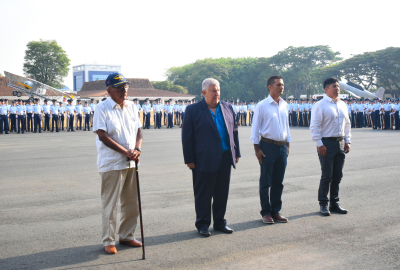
[93,73,143,254]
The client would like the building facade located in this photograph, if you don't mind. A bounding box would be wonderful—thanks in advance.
[72,64,121,92]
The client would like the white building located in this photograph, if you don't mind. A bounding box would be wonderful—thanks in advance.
[72,64,121,92]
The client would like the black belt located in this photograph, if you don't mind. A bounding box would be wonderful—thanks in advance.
[322,137,343,141]
[261,137,287,146]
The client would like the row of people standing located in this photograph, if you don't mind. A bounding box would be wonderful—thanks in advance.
[345,98,400,130]
[134,98,191,129]
[0,98,97,134]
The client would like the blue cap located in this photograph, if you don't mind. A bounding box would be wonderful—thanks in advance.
[105,73,130,87]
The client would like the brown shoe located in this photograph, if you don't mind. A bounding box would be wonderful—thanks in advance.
[104,245,117,254]
[262,214,274,224]
[272,213,288,223]
[119,239,142,247]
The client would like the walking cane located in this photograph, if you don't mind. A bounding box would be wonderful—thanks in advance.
[134,160,145,260]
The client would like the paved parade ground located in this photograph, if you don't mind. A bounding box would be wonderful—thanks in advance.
[0,127,399,270]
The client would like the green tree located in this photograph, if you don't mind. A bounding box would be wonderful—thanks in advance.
[23,39,70,88]
[268,45,342,99]
[151,81,188,94]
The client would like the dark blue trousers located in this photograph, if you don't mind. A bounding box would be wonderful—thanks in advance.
[51,114,59,131]
[0,115,9,133]
[384,111,390,129]
[77,114,82,129]
[259,140,287,216]
[68,115,74,131]
[168,113,173,128]
[292,112,298,126]
[192,151,232,230]
[357,112,364,128]
[395,111,399,130]
[10,114,17,132]
[145,113,150,129]
[18,115,26,133]
[27,113,33,131]
[44,114,50,131]
[156,112,161,128]
[351,112,355,128]
[318,139,345,206]
[84,114,90,130]
[373,110,380,128]
[298,112,304,126]
[235,112,240,124]
[34,114,42,132]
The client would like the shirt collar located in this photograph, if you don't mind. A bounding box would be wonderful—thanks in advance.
[267,95,283,104]
[324,96,337,104]
[109,97,128,109]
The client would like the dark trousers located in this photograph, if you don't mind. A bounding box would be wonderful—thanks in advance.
[373,110,380,128]
[18,115,26,133]
[44,114,50,131]
[235,112,240,124]
[0,115,9,133]
[34,114,42,132]
[357,112,364,128]
[174,112,179,124]
[27,113,33,131]
[318,139,346,206]
[292,112,298,126]
[241,112,247,125]
[156,112,161,128]
[351,112,355,128]
[395,111,399,130]
[68,115,75,131]
[249,112,254,125]
[10,114,17,132]
[168,113,173,128]
[192,151,232,230]
[304,112,309,127]
[52,114,59,131]
[259,140,287,216]
[77,114,82,129]
[298,112,304,126]
[145,113,150,129]
[84,114,90,130]
[181,112,185,125]
[59,114,64,130]
[384,111,390,129]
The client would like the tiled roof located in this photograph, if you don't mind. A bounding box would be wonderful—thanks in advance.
[79,88,195,99]
[80,78,154,91]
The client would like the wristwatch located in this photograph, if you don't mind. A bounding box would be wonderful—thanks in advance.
[135,147,142,152]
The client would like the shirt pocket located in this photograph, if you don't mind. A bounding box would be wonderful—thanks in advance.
[106,117,121,135]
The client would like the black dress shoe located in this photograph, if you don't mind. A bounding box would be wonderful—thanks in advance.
[320,205,330,216]
[329,204,348,214]
[214,225,233,234]
[198,229,211,237]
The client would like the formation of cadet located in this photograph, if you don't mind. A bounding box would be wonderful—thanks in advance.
[0,98,96,134]
[2,97,399,134]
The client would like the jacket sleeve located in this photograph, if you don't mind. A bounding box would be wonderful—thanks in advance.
[230,104,241,158]
[181,105,195,164]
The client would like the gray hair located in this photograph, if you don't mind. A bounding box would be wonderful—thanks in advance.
[202,78,220,91]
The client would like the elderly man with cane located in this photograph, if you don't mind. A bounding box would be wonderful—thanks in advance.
[93,73,144,254]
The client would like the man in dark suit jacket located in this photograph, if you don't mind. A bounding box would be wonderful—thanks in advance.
[182,78,241,237]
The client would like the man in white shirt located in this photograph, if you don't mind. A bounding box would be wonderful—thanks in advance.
[250,76,291,224]
[93,73,143,254]
[310,78,351,216]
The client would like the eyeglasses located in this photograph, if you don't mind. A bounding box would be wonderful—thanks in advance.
[114,84,129,91]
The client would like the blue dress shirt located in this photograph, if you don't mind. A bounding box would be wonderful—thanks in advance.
[209,103,229,152]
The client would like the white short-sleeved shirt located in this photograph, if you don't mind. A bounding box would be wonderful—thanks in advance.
[93,97,142,172]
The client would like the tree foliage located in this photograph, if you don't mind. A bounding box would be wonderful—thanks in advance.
[23,39,70,88]
[165,46,400,100]
[151,81,188,94]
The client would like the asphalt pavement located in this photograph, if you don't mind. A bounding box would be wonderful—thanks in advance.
[0,126,399,270]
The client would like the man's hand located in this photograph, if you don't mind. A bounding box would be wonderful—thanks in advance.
[187,163,195,169]
[254,144,266,164]
[344,143,350,154]
[236,157,240,163]
[318,145,327,156]
[126,149,141,161]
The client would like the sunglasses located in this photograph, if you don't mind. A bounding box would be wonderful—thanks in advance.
[113,84,129,91]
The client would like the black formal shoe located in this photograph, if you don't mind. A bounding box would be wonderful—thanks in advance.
[198,229,211,237]
[329,204,348,214]
[320,205,330,216]
[214,225,234,234]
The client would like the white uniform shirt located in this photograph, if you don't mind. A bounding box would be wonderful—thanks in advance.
[93,97,142,172]
[250,95,291,144]
[310,96,351,147]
